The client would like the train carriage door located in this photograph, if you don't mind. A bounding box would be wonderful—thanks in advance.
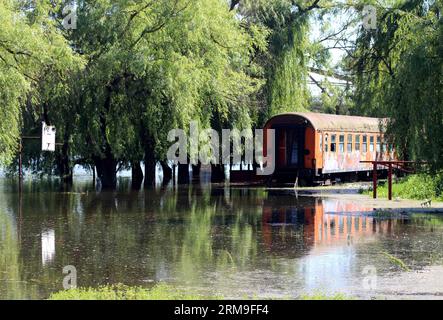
[286,126,305,168]
[304,127,315,169]
[276,126,305,168]
[276,129,287,168]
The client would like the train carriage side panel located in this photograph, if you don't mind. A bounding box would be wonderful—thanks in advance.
[304,126,316,169]
[316,130,324,170]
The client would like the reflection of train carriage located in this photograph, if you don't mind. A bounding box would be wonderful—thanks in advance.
[263,112,396,184]
[262,197,396,251]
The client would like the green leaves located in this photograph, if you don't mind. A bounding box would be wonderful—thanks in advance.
[0,0,80,165]
[65,0,266,167]
[351,0,443,168]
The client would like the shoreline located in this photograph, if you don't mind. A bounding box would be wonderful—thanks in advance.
[261,182,443,214]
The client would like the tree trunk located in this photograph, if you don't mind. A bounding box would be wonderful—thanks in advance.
[57,137,73,187]
[160,161,172,185]
[93,82,118,190]
[192,163,201,183]
[95,156,117,189]
[178,163,190,184]
[131,161,144,190]
[211,164,225,183]
[144,151,156,188]
[92,166,96,187]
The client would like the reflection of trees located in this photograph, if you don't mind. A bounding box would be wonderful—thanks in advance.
[1,182,305,298]
[6,177,443,299]
[0,205,38,299]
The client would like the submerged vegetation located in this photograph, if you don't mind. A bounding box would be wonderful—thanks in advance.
[380,251,411,272]
[299,292,354,300]
[49,284,213,300]
[48,284,353,300]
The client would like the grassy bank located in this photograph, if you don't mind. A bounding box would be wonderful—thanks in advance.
[365,173,443,201]
[48,284,352,300]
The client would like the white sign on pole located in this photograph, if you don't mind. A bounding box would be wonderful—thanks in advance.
[42,122,56,152]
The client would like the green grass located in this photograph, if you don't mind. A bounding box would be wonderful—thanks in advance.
[49,284,219,300]
[364,173,443,201]
[299,292,353,300]
[410,214,443,227]
[48,284,355,300]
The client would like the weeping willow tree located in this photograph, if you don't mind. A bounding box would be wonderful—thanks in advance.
[233,0,359,122]
[0,0,79,166]
[234,0,314,119]
[267,14,311,115]
[53,0,267,188]
[350,0,443,167]
[0,0,266,187]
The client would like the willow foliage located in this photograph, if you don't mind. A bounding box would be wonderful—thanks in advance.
[0,0,80,165]
[351,0,442,167]
[235,0,319,120]
[69,0,266,160]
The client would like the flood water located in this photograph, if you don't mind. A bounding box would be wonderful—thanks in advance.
[1,178,443,300]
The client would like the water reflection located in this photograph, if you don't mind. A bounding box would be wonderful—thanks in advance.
[263,197,399,248]
[41,230,55,266]
[0,179,442,299]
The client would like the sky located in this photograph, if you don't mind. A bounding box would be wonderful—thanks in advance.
[307,3,361,96]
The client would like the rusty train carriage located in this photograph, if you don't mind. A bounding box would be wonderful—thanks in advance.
[263,112,395,183]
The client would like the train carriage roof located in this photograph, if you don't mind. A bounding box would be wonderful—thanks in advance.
[265,112,387,133]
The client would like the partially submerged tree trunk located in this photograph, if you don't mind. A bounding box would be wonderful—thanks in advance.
[211,164,225,183]
[160,160,172,185]
[95,156,117,189]
[178,163,190,184]
[93,83,119,190]
[192,163,201,183]
[131,161,144,190]
[144,139,156,188]
[92,165,96,187]
[57,142,73,185]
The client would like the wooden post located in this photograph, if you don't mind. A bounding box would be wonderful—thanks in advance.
[373,161,377,199]
[388,164,392,201]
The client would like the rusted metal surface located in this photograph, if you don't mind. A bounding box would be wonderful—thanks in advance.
[263,112,396,180]
[321,139,394,174]
[266,112,386,133]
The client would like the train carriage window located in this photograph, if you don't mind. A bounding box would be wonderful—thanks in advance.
[363,135,367,153]
[370,136,375,152]
[355,135,361,151]
[376,136,381,153]
[319,134,323,152]
[331,134,336,152]
[347,134,353,152]
[339,135,344,153]
[324,134,329,152]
